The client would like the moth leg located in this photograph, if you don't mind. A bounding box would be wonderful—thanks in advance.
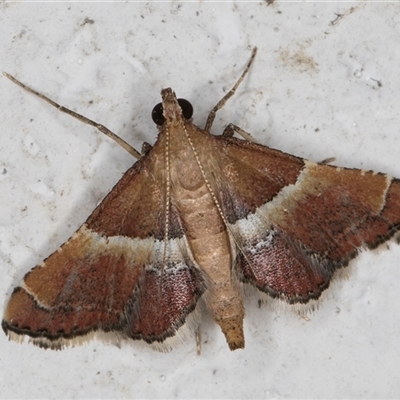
[319,157,336,165]
[3,72,141,159]
[222,123,260,143]
[195,327,201,355]
[204,47,257,133]
[141,142,153,155]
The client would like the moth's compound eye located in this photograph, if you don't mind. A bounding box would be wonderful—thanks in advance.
[178,98,193,120]
[151,102,165,126]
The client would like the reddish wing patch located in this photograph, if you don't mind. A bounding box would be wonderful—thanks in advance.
[126,262,204,343]
[237,230,329,303]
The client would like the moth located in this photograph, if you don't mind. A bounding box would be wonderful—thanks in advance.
[3,48,400,351]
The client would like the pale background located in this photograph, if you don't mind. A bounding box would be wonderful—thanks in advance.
[1,2,400,399]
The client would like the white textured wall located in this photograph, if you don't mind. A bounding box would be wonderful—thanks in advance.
[1,2,399,398]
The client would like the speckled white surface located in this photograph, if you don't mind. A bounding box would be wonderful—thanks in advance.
[1,2,400,399]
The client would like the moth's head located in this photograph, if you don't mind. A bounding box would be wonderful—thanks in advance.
[151,88,193,126]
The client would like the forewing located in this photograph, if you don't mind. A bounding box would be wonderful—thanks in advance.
[213,136,400,303]
[3,151,205,348]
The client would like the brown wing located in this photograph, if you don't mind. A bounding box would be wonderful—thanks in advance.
[213,136,400,303]
[2,151,205,348]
